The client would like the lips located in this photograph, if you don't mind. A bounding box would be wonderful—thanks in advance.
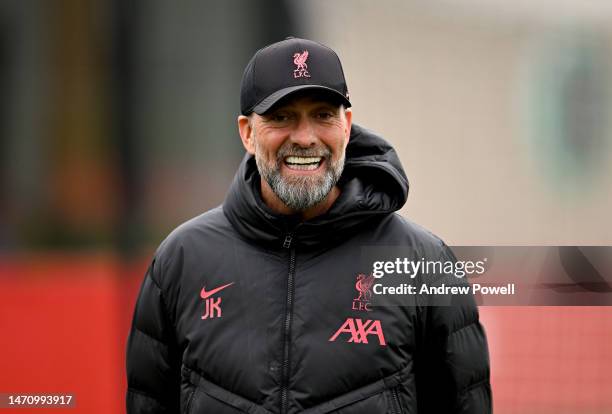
[284,156,323,171]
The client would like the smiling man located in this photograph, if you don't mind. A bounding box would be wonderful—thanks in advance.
[238,91,351,219]
[126,37,492,414]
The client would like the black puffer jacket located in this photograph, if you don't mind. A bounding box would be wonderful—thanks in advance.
[126,124,492,413]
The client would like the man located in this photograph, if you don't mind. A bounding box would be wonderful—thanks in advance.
[126,37,492,413]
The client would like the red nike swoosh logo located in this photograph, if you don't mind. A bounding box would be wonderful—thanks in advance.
[200,282,234,299]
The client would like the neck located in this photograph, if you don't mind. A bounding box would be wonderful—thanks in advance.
[260,178,341,221]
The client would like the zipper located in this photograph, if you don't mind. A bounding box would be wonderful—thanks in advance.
[390,387,402,414]
[283,233,293,249]
[280,233,296,414]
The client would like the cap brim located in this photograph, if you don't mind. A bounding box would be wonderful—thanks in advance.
[252,85,351,115]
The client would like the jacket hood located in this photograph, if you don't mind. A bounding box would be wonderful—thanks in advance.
[223,123,409,248]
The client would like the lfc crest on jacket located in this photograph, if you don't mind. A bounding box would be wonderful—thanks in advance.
[352,273,375,312]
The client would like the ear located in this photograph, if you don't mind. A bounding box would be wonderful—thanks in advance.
[238,115,256,155]
[343,108,353,145]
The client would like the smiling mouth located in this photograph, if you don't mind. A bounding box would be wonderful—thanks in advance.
[284,156,323,171]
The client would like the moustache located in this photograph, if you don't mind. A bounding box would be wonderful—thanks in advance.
[275,144,331,162]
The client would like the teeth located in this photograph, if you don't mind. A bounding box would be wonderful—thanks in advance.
[287,163,319,171]
[285,156,322,165]
[284,156,322,171]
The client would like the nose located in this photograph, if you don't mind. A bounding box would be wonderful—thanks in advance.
[289,116,317,147]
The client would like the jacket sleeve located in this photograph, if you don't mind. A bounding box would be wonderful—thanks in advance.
[415,245,492,413]
[126,258,181,413]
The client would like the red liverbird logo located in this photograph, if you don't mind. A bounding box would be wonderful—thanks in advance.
[353,274,375,312]
[293,50,310,78]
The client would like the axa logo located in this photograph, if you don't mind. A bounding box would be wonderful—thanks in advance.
[329,318,386,346]
[200,282,233,320]
[293,50,310,78]
[353,274,375,312]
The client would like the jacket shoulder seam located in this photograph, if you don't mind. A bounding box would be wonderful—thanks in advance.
[147,263,164,292]
[145,261,176,330]
[448,318,480,337]
[134,325,170,348]
[127,386,163,402]
[462,377,489,394]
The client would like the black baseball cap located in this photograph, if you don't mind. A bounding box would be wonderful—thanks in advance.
[240,37,351,115]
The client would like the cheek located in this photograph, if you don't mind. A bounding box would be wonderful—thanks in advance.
[256,137,285,162]
[315,119,350,150]
[253,124,286,151]
[323,130,349,155]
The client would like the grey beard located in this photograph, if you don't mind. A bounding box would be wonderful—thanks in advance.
[255,145,345,211]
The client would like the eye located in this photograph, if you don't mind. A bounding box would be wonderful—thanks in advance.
[316,111,334,120]
[268,113,290,123]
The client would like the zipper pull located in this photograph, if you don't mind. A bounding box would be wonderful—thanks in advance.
[283,234,293,249]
